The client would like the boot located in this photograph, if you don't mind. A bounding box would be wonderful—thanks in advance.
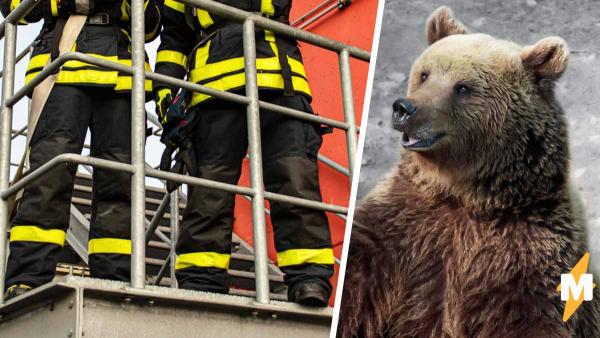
[4,284,32,301]
[289,282,330,307]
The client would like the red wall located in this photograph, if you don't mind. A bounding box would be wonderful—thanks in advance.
[233,0,378,305]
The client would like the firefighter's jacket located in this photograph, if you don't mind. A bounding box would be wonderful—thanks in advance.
[155,0,311,107]
[0,0,161,94]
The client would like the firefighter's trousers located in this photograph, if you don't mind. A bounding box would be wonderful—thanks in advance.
[5,85,133,289]
[176,93,335,295]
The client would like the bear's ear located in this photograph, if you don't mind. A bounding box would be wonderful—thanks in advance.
[426,6,470,45]
[520,37,569,80]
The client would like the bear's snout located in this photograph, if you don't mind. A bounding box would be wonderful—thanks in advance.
[393,97,446,151]
[392,98,417,132]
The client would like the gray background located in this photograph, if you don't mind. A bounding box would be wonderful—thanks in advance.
[358,0,600,271]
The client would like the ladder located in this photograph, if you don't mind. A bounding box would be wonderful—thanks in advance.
[64,172,288,300]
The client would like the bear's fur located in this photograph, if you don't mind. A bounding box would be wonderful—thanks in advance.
[337,6,600,338]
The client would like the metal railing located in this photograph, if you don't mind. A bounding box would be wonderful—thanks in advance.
[0,0,369,305]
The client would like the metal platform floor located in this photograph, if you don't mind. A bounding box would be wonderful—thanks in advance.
[0,276,332,338]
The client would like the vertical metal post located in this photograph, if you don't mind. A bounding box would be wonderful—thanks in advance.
[243,18,270,304]
[169,189,179,288]
[0,21,17,305]
[130,0,147,289]
[339,49,358,179]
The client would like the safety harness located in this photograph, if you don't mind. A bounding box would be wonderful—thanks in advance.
[184,6,296,96]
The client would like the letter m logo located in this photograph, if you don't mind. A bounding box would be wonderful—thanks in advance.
[560,274,593,301]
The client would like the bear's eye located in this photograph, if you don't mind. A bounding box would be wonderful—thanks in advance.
[455,84,472,96]
[420,72,429,82]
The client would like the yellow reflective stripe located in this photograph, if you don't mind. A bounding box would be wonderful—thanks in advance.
[10,0,28,24]
[10,0,20,11]
[27,54,50,72]
[194,40,211,70]
[190,56,307,83]
[50,0,58,16]
[57,69,118,85]
[165,0,185,12]
[157,50,188,68]
[25,71,40,85]
[190,34,308,86]
[10,226,66,246]
[288,58,307,78]
[62,55,152,69]
[277,248,335,267]
[63,60,115,69]
[191,57,270,82]
[197,9,214,28]
[62,52,118,68]
[261,0,275,16]
[120,0,130,21]
[115,75,153,91]
[190,72,311,106]
[265,30,275,42]
[27,70,151,91]
[25,52,153,90]
[176,252,230,270]
[89,238,132,255]
[10,0,29,24]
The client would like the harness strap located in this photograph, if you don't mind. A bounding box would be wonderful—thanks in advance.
[49,17,67,62]
[276,36,294,96]
[184,5,197,31]
[273,3,295,96]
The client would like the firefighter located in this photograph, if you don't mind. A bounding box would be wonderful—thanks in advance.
[155,0,335,306]
[1,0,161,300]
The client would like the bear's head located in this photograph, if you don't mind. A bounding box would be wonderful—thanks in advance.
[393,6,571,211]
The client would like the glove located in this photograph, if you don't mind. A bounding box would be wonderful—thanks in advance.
[158,88,191,148]
[156,88,173,126]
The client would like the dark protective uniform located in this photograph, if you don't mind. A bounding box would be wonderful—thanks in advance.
[1,0,161,289]
[155,0,334,295]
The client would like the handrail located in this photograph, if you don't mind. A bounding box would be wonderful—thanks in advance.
[292,0,335,26]
[179,0,370,61]
[0,153,349,214]
[0,0,368,305]
[5,52,350,130]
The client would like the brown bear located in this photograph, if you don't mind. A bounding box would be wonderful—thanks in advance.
[337,6,600,338]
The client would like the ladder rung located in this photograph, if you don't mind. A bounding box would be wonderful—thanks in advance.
[148,240,170,250]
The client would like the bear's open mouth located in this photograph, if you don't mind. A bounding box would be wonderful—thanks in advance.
[401,131,445,150]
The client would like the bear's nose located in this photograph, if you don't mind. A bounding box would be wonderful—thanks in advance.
[392,98,417,130]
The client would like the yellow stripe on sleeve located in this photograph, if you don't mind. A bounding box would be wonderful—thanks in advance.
[157,50,188,68]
